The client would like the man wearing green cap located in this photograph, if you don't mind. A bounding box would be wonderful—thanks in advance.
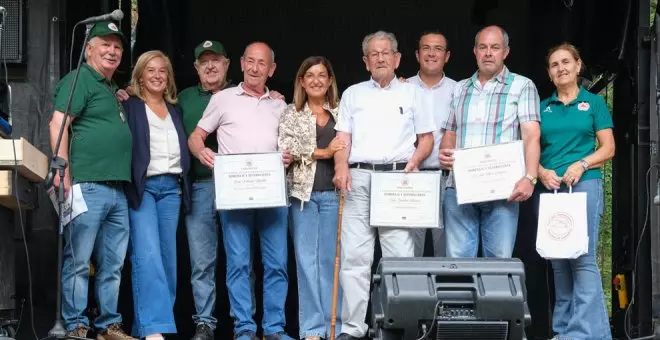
[179,39,233,340]
[49,21,135,340]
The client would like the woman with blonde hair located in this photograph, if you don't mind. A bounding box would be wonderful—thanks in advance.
[124,50,191,340]
[278,56,344,340]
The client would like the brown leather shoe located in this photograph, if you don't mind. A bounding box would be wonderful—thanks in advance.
[67,326,92,339]
[96,323,136,340]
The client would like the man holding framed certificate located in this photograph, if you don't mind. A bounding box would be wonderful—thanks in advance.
[332,31,435,340]
[188,42,294,340]
[438,25,541,259]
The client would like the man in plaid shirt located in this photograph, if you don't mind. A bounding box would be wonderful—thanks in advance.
[438,25,541,258]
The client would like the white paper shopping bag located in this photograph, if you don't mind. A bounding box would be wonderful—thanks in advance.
[536,187,588,259]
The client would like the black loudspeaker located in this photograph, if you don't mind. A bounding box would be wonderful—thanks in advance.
[0,0,24,63]
[370,257,531,340]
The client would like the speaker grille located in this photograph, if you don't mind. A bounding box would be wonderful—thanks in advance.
[435,320,509,340]
[0,0,23,63]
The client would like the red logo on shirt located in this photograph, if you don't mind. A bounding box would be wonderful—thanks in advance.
[577,102,590,111]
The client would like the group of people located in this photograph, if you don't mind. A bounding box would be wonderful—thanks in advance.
[48,19,615,340]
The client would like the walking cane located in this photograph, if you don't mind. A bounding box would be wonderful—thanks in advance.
[329,191,345,340]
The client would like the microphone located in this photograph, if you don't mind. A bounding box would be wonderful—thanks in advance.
[78,9,123,25]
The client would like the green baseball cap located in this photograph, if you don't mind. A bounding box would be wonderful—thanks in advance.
[194,40,227,60]
[89,21,127,46]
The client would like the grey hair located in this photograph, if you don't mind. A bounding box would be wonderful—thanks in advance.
[243,42,275,63]
[361,30,398,56]
[474,25,510,48]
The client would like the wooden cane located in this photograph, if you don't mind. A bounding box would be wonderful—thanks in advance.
[329,192,345,340]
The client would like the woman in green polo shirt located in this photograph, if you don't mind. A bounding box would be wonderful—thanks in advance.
[537,43,615,340]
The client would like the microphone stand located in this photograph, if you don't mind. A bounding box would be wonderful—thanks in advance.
[44,22,93,340]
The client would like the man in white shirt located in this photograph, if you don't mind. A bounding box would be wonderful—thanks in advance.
[407,30,456,257]
[332,30,436,340]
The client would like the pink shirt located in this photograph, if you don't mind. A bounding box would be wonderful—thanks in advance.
[197,83,287,155]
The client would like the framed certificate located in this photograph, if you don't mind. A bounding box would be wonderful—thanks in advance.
[452,140,526,205]
[369,171,441,228]
[214,152,288,210]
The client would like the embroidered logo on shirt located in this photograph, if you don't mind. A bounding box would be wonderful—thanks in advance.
[578,102,590,111]
[544,106,552,113]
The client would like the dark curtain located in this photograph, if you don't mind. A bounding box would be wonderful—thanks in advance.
[129,1,627,339]
[8,1,629,339]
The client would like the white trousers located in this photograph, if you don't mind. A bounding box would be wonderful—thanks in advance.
[413,171,446,257]
[339,169,414,337]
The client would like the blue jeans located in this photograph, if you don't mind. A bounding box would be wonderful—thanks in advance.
[538,179,612,340]
[61,181,129,332]
[219,206,289,336]
[443,187,519,258]
[129,175,180,336]
[185,179,219,329]
[290,191,342,339]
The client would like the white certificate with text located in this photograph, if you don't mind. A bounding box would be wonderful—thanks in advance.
[369,171,441,228]
[214,152,287,210]
[452,140,526,205]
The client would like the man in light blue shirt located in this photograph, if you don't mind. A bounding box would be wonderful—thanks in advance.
[407,30,456,257]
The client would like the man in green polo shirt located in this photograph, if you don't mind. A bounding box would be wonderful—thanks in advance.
[179,40,232,340]
[49,21,135,340]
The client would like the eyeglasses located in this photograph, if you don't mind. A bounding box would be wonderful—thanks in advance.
[367,50,396,60]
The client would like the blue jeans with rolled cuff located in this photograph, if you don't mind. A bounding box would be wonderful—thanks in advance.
[61,181,129,332]
[290,191,342,339]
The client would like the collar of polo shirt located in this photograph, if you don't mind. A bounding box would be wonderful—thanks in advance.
[369,75,401,89]
[469,65,513,87]
[236,82,272,99]
[411,71,447,89]
[548,85,589,105]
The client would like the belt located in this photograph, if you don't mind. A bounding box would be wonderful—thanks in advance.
[421,168,451,176]
[95,180,125,187]
[195,175,214,182]
[349,162,406,171]
[148,173,184,183]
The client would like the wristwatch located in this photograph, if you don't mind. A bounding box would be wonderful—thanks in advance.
[579,159,589,171]
[525,174,537,185]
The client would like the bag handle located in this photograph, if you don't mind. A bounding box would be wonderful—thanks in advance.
[553,185,572,195]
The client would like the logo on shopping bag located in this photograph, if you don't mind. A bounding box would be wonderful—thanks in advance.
[546,212,574,240]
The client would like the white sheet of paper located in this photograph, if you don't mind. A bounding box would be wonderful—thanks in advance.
[452,140,526,204]
[214,152,288,210]
[369,171,441,228]
[48,183,88,229]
